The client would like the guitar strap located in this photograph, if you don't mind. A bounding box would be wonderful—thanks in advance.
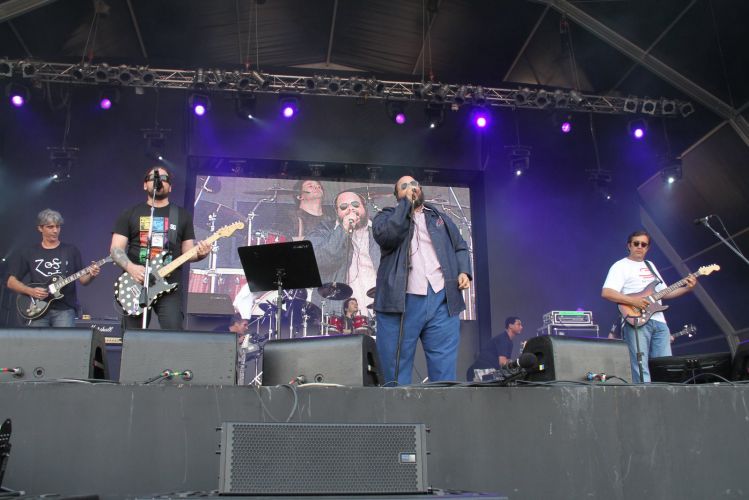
[168,204,179,253]
[644,260,662,285]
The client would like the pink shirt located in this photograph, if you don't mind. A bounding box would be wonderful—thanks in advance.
[407,209,445,295]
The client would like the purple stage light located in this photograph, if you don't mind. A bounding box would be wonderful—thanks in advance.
[193,104,206,116]
[633,127,645,139]
[475,116,487,128]
[561,121,572,133]
[10,93,24,107]
[282,105,295,118]
[99,98,112,110]
[395,112,406,125]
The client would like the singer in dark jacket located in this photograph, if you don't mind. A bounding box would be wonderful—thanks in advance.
[372,176,472,385]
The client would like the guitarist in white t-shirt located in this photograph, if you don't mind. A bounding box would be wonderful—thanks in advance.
[602,230,696,383]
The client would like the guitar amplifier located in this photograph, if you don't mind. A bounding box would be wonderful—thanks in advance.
[536,324,599,338]
[76,318,122,345]
[542,310,593,326]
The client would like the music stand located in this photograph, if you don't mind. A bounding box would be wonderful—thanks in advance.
[238,241,322,340]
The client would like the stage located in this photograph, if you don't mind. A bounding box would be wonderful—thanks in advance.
[1,382,747,500]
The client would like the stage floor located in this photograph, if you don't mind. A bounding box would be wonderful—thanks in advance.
[0,382,748,500]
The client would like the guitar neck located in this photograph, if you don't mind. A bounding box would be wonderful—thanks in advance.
[651,272,696,302]
[56,257,111,288]
[157,232,220,277]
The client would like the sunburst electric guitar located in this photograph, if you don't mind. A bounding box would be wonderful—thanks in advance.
[17,256,112,320]
[617,264,720,327]
[115,221,244,316]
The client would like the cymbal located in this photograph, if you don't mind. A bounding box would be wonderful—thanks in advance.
[297,301,321,319]
[366,287,376,298]
[243,187,297,195]
[348,186,393,198]
[317,282,353,300]
[194,201,247,232]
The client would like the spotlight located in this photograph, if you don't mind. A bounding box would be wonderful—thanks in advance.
[661,99,677,115]
[6,83,30,108]
[623,96,638,113]
[143,128,167,159]
[425,103,444,128]
[660,159,682,184]
[305,76,324,91]
[214,70,231,90]
[569,89,584,107]
[414,81,433,99]
[433,85,449,103]
[71,65,89,81]
[472,86,486,106]
[0,59,12,77]
[49,147,78,177]
[679,102,695,118]
[553,90,569,108]
[454,86,469,106]
[471,108,490,129]
[193,68,207,91]
[98,88,120,110]
[279,95,299,119]
[628,119,648,139]
[236,93,257,120]
[507,146,531,176]
[348,77,365,95]
[560,120,572,134]
[251,70,270,89]
[535,89,551,108]
[641,98,657,115]
[366,78,385,95]
[94,64,110,83]
[117,66,134,84]
[514,87,532,106]
[188,93,211,116]
[140,67,156,85]
[386,101,407,125]
[20,62,36,78]
[327,77,341,93]
[237,72,252,90]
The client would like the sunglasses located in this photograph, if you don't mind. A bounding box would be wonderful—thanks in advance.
[145,174,170,183]
[338,200,361,211]
[399,180,419,190]
[631,241,649,248]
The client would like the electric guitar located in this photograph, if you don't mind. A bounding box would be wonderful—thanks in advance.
[671,323,697,341]
[618,264,720,326]
[114,221,244,316]
[16,256,112,320]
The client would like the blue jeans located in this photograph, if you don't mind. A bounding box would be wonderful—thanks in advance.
[622,320,671,383]
[376,285,460,386]
[29,308,76,328]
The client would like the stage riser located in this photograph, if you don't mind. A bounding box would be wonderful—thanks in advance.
[1,384,747,500]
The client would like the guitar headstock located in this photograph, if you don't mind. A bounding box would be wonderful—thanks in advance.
[675,324,697,339]
[216,221,245,238]
[697,264,720,276]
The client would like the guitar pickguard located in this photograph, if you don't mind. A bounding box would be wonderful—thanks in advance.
[114,251,178,316]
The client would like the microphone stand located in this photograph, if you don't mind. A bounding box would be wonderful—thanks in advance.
[626,315,646,384]
[700,218,749,267]
[393,196,416,385]
[139,172,162,329]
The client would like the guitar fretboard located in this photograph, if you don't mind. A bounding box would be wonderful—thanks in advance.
[54,257,112,289]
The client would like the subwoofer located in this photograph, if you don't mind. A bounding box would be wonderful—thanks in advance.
[261,334,380,386]
[523,335,631,382]
[218,422,428,495]
[0,327,108,381]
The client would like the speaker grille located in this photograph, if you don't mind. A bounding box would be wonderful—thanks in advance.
[219,423,427,495]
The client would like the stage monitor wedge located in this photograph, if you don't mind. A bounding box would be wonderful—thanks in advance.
[523,335,631,382]
[119,329,236,385]
[0,327,108,382]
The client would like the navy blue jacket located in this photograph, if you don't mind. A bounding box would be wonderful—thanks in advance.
[372,198,472,315]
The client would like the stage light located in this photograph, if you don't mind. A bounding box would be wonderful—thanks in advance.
[514,87,531,106]
[535,89,551,108]
[628,119,647,139]
[6,83,30,108]
[117,66,134,84]
[143,128,167,159]
[660,158,682,184]
[561,121,572,133]
[425,103,444,128]
[193,68,207,91]
[327,77,341,93]
[214,69,231,90]
[305,75,324,91]
[140,67,156,85]
[94,64,110,82]
[189,93,210,116]
[414,81,433,99]
[641,98,657,115]
[623,96,638,113]
[49,147,78,179]
[98,88,120,110]
[679,102,695,117]
[507,145,531,176]
[433,85,449,103]
[71,65,88,80]
[252,70,271,89]
[280,95,299,119]
[471,108,489,129]
[569,89,584,107]
[367,78,385,95]
[472,86,486,106]
[236,93,257,120]
[0,59,12,77]
[553,90,569,108]
[386,101,407,125]
[237,72,252,90]
[348,77,365,95]
[661,99,676,115]
[20,62,36,78]
[454,85,469,105]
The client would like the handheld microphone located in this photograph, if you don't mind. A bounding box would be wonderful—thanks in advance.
[152,169,163,190]
[505,352,538,371]
[347,219,355,233]
[693,215,713,225]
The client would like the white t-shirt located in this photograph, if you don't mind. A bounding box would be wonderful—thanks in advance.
[602,257,668,324]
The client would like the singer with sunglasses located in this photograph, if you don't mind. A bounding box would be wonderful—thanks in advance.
[307,190,380,310]
[602,230,696,382]
[110,166,212,330]
[372,176,472,386]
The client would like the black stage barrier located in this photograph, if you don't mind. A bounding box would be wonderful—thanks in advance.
[523,335,631,382]
[1,383,748,499]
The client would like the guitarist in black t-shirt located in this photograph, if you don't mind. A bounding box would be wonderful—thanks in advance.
[7,209,101,326]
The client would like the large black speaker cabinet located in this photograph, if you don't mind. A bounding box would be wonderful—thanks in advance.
[261,334,380,386]
[218,423,428,495]
[523,335,631,382]
[0,327,108,381]
[119,329,236,385]
[732,340,749,381]
[650,352,732,383]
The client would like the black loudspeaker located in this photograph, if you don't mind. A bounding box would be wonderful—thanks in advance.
[218,423,428,495]
[119,329,236,385]
[523,335,631,382]
[261,334,380,386]
[650,352,732,383]
[731,340,749,381]
[0,327,108,381]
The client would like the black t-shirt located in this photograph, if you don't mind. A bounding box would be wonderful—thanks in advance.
[8,243,83,310]
[112,202,196,283]
[283,207,334,240]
